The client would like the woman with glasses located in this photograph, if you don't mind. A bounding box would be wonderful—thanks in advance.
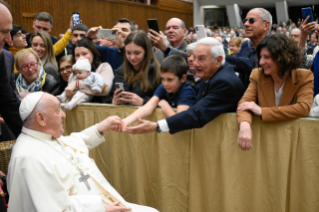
[51,55,75,96]
[15,49,58,99]
[236,34,314,151]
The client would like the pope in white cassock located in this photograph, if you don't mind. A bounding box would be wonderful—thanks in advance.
[7,92,159,212]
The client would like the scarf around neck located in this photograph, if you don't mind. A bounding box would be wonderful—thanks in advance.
[16,66,46,93]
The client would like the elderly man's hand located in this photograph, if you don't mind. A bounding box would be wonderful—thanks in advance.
[104,201,132,212]
[237,101,262,116]
[148,29,169,52]
[123,118,157,134]
[97,116,123,133]
[238,121,252,151]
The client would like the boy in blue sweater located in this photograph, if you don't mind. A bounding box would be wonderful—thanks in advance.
[122,55,196,126]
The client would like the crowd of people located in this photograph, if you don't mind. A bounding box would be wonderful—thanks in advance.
[1,0,319,210]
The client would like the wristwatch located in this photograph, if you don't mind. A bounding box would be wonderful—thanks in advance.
[156,122,162,133]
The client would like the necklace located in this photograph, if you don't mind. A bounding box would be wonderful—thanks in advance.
[21,132,91,190]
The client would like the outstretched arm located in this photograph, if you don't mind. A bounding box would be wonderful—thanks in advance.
[123,96,160,126]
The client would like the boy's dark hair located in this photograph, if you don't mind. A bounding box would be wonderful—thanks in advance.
[160,55,187,79]
[21,28,28,34]
[4,24,22,48]
[116,18,134,32]
[34,12,53,26]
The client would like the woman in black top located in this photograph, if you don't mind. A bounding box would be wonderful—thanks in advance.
[110,31,161,105]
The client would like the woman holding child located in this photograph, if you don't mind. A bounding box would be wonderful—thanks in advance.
[63,38,114,104]
[237,34,314,151]
[110,31,161,106]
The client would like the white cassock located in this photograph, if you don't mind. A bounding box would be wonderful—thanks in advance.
[7,125,159,212]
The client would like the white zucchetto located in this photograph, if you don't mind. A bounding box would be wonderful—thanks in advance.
[19,92,44,121]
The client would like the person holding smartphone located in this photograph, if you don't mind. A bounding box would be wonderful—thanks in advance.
[109,31,161,106]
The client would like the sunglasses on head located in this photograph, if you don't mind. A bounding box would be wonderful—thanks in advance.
[243,18,265,24]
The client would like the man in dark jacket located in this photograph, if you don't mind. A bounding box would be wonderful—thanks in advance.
[123,37,245,134]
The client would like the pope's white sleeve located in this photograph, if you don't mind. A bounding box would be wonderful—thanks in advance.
[67,125,105,150]
[63,195,105,212]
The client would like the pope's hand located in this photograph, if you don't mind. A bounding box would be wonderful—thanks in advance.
[97,116,123,133]
[104,201,132,212]
[123,118,157,134]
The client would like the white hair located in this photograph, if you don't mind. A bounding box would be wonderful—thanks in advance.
[186,42,197,52]
[196,37,225,65]
[250,8,272,31]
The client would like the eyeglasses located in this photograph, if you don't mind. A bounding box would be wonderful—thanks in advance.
[20,62,38,72]
[60,65,73,72]
[243,18,266,24]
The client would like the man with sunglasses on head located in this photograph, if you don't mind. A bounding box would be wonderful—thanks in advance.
[226,8,272,89]
[65,23,89,55]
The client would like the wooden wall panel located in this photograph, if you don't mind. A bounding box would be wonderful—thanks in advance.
[6,0,193,38]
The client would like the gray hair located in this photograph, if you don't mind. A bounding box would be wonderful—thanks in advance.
[195,37,225,65]
[186,42,197,52]
[251,8,272,31]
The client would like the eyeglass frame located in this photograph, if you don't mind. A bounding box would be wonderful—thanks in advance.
[60,65,73,72]
[243,18,267,25]
[20,62,38,72]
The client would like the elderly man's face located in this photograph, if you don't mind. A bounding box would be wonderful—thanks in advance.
[0,4,12,53]
[44,94,66,138]
[244,9,269,40]
[165,18,186,47]
[193,43,221,81]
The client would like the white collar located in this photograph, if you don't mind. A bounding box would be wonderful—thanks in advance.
[22,126,55,141]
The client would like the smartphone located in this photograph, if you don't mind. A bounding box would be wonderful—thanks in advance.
[72,12,81,26]
[97,29,117,39]
[301,7,314,23]
[147,19,160,35]
[195,25,207,41]
[115,82,125,92]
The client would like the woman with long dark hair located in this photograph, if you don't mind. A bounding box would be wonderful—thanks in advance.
[64,38,114,103]
[110,31,161,105]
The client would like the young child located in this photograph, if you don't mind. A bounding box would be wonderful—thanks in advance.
[57,57,104,110]
[122,55,196,126]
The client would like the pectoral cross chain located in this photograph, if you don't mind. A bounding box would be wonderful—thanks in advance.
[79,171,91,190]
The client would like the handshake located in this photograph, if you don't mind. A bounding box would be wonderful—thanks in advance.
[96,116,158,134]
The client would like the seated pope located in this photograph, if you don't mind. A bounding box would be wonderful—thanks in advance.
[7,92,158,212]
